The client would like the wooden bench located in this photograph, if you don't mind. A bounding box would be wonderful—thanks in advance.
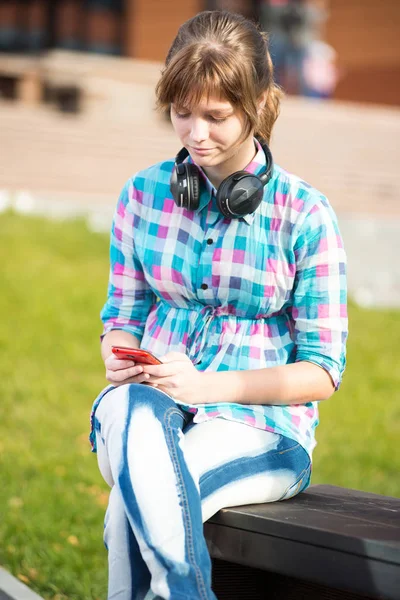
[0,54,42,105]
[205,484,400,600]
[0,52,81,112]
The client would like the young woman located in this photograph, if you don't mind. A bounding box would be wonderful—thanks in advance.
[90,10,347,600]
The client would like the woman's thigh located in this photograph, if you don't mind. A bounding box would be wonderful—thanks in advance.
[183,418,311,523]
[94,384,190,488]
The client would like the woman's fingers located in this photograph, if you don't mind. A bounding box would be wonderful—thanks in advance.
[122,374,151,385]
[105,355,138,371]
[106,363,144,384]
[106,374,149,386]
[142,363,175,378]
[144,375,178,388]
[105,351,194,387]
[143,356,192,377]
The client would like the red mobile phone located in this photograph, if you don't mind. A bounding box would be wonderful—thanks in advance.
[111,346,162,365]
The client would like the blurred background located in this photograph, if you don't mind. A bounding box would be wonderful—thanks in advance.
[0,0,399,305]
[0,1,399,599]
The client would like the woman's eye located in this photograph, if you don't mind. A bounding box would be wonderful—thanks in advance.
[208,116,228,124]
[173,112,228,125]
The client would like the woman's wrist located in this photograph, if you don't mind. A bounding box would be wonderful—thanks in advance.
[200,370,245,405]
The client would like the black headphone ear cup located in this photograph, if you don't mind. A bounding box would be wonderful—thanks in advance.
[170,167,181,206]
[216,176,234,218]
[170,162,201,210]
[217,172,265,218]
[185,163,201,210]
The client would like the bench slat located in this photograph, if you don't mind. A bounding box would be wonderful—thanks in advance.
[206,485,400,564]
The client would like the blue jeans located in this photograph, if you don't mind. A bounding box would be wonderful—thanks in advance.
[94,384,311,600]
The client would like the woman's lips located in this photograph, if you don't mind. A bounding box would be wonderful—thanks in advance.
[190,147,215,156]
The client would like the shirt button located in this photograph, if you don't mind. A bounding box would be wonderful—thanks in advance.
[207,238,213,245]
[201,283,208,290]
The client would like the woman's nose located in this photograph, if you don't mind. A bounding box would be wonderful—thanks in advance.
[190,118,209,143]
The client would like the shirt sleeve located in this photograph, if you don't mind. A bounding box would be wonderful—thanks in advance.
[100,178,156,342]
[291,196,348,389]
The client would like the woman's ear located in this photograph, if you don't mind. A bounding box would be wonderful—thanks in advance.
[257,91,268,114]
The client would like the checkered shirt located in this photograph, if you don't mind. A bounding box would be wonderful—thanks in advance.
[90,141,348,458]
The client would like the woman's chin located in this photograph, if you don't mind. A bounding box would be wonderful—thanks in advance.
[190,153,221,168]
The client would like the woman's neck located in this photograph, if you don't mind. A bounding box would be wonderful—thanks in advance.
[203,135,257,189]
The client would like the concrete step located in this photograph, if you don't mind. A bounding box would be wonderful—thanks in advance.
[0,567,44,600]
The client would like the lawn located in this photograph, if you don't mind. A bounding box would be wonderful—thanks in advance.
[0,211,399,599]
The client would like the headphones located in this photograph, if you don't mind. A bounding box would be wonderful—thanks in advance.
[170,140,274,219]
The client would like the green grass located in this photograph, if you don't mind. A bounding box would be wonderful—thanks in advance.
[0,210,399,599]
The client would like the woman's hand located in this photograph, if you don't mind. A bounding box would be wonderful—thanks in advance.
[142,352,205,404]
[104,353,150,387]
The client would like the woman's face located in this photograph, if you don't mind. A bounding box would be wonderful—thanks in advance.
[170,95,252,170]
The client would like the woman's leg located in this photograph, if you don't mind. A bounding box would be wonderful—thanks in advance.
[95,384,310,599]
[94,383,216,600]
[96,405,153,600]
[183,418,311,523]
[104,485,152,600]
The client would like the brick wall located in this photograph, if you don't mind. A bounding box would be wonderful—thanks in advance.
[124,0,202,61]
[326,0,400,105]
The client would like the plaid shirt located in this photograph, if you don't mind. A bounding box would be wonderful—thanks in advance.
[90,141,348,458]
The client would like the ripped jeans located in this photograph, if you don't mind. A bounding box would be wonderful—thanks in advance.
[93,383,311,600]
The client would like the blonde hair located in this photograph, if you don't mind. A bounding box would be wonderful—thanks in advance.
[155,10,283,144]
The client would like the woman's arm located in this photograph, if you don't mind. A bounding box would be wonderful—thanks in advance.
[199,361,334,405]
[143,354,333,406]
[200,196,346,406]
[289,196,348,393]
[100,179,156,385]
[100,179,156,355]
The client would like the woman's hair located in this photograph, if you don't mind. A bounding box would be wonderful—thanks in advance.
[155,10,283,144]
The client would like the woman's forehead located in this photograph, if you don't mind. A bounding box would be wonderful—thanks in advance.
[173,94,235,112]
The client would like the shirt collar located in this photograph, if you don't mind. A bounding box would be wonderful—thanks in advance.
[184,138,268,225]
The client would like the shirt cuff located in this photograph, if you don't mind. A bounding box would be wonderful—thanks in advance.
[101,322,144,343]
[295,352,344,391]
